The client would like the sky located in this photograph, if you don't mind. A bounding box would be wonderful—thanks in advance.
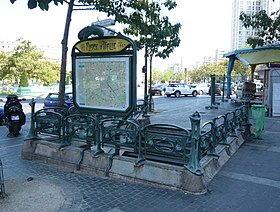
[0,0,232,70]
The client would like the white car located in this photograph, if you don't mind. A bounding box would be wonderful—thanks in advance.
[195,83,210,95]
[165,83,198,97]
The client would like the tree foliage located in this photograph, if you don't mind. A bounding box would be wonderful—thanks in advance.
[0,38,60,86]
[0,51,10,84]
[10,0,180,106]
[151,60,250,85]
[240,9,280,48]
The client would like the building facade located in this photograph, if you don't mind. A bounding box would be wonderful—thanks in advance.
[230,0,280,51]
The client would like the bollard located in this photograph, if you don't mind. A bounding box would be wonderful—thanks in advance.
[205,75,219,109]
[25,98,38,140]
[184,111,204,176]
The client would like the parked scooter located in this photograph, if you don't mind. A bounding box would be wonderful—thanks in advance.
[2,95,26,137]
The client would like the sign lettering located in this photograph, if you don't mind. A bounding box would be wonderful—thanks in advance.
[76,38,130,53]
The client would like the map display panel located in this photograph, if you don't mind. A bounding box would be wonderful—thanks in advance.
[75,57,130,111]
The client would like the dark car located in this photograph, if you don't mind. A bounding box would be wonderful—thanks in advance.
[219,82,235,95]
[43,92,73,109]
[149,84,166,96]
[208,83,222,96]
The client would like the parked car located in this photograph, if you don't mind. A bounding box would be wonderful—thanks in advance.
[43,92,73,109]
[165,83,198,97]
[149,83,167,96]
[208,83,222,96]
[219,82,235,95]
[195,83,210,95]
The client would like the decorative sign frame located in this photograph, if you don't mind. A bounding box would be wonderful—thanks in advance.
[72,35,137,117]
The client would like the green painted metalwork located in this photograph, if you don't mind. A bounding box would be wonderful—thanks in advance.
[94,115,104,155]
[34,109,65,140]
[25,98,38,140]
[226,111,238,137]
[64,114,96,147]
[201,121,218,157]
[64,114,97,170]
[215,115,229,146]
[235,107,245,131]
[29,101,249,177]
[185,111,204,176]
[100,118,144,165]
[142,123,190,165]
[129,99,149,119]
[210,75,216,106]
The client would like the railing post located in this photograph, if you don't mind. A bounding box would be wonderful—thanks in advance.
[235,107,244,131]
[94,115,104,155]
[25,98,38,140]
[241,104,252,136]
[207,121,218,157]
[135,122,145,165]
[184,111,204,176]
[229,110,238,137]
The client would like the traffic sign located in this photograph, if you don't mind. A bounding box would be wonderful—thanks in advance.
[91,18,115,27]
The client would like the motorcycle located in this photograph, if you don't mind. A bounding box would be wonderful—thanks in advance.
[2,94,26,137]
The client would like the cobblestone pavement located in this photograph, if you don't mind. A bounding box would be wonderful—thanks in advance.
[0,99,280,212]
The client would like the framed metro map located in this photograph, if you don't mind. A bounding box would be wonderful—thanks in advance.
[74,57,130,111]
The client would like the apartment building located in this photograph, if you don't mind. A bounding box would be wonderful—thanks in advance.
[231,0,280,51]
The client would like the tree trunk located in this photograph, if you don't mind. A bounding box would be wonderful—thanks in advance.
[149,55,153,111]
[58,0,74,107]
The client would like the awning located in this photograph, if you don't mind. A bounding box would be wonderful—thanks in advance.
[224,46,280,66]
[223,46,280,98]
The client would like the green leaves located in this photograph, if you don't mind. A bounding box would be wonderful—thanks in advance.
[0,38,60,86]
[28,0,37,9]
[11,0,63,11]
[240,10,280,48]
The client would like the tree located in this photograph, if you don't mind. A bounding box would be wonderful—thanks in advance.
[19,72,29,87]
[0,38,60,86]
[0,51,10,85]
[10,0,180,107]
[240,9,280,48]
[33,60,60,86]
[232,60,250,81]
[122,0,181,100]
[5,38,44,85]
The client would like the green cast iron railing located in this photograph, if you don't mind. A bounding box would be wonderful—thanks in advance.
[26,101,250,176]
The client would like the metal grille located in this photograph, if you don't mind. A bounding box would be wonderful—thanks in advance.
[0,159,5,198]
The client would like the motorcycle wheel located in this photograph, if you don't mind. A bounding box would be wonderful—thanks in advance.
[10,125,21,137]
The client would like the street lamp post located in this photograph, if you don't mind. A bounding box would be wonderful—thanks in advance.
[184,68,187,83]
[142,45,148,115]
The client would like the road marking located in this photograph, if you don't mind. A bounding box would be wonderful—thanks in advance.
[220,171,280,189]
[245,143,280,153]
[0,143,23,149]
